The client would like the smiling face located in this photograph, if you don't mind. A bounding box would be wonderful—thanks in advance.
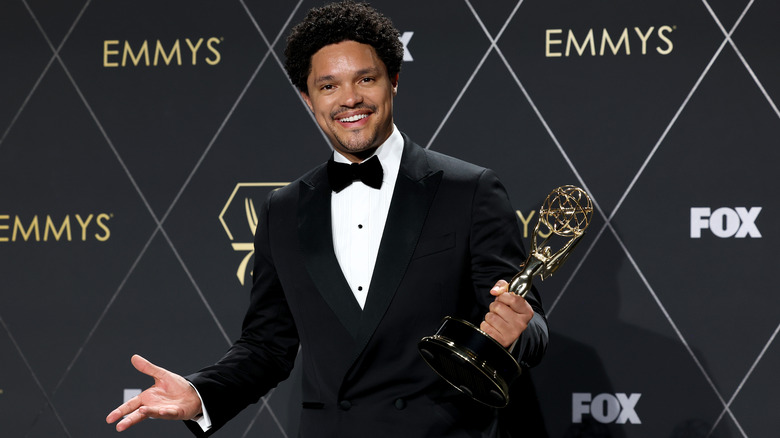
[301,40,399,163]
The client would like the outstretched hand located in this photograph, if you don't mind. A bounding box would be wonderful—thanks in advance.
[105,355,202,432]
[479,279,534,348]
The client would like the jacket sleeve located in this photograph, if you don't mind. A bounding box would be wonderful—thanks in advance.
[468,168,548,369]
[184,190,300,436]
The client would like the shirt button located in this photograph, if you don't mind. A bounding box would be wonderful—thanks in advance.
[394,398,406,410]
[339,400,352,411]
[358,224,363,229]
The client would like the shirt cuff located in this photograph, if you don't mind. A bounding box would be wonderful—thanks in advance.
[187,382,212,432]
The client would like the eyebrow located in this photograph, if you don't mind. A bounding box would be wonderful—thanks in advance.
[311,67,382,86]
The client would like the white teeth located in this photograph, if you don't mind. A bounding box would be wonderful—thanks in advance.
[339,114,368,123]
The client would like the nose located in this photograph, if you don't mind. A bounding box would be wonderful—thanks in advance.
[341,83,363,107]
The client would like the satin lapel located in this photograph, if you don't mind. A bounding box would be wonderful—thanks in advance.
[351,138,442,361]
[298,167,362,338]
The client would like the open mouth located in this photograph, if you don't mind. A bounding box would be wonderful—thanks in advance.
[338,113,369,123]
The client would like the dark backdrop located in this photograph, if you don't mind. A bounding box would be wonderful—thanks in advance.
[1,1,777,437]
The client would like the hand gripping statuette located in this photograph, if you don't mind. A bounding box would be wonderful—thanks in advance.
[418,185,593,407]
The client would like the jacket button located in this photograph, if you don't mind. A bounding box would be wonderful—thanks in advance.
[394,398,406,410]
[339,400,352,411]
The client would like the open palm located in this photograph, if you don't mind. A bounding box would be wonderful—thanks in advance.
[105,355,201,432]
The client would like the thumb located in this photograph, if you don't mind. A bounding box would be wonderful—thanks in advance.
[490,279,509,296]
[131,354,165,380]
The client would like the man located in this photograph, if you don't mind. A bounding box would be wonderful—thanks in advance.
[106,2,548,437]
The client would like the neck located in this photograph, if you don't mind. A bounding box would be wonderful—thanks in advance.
[341,148,379,163]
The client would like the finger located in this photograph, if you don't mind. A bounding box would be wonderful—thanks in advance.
[486,301,514,328]
[480,318,498,337]
[106,395,142,424]
[480,319,513,348]
[131,354,167,380]
[483,300,532,346]
[140,404,186,420]
[115,409,149,432]
[494,292,530,313]
[493,298,533,329]
[489,279,509,296]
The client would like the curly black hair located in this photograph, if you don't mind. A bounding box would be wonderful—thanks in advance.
[284,1,404,93]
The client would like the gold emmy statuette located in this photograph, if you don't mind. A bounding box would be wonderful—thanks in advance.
[418,185,593,407]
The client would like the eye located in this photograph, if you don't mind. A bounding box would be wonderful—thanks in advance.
[360,77,375,84]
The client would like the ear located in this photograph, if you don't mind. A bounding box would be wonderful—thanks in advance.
[391,73,399,96]
[301,91,313,111]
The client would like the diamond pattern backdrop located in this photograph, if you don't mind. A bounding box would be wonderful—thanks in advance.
[0,1,777,437]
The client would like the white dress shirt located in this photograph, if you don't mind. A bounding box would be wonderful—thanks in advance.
[330,125,403,308]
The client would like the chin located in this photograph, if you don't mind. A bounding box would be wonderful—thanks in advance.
[336,137,376,153]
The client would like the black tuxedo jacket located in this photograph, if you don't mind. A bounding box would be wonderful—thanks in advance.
[187,135,548,437]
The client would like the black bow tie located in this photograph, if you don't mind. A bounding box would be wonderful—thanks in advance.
[327,155,384,193]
